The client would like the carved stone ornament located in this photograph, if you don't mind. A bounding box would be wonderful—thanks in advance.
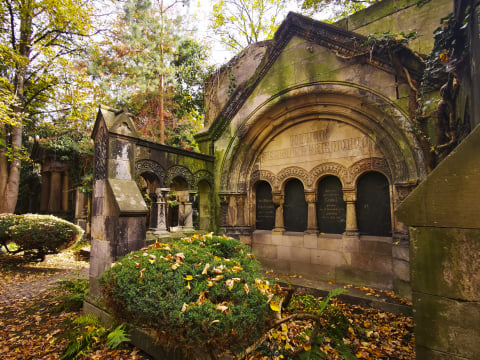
[348,157,391,185]
[135,159,166,185]
[94,125,108,181]
[165,165,194,188]
[193,170,214,189]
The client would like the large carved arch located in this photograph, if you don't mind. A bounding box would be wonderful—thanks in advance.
[223,82,426,196]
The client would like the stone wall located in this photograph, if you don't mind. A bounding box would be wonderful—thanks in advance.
[395,2,480,357]
[335,0,453,54]
[396,123,480,359]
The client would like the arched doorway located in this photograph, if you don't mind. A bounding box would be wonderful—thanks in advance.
[255,181,275,230]
[316,176,346,234]
[136,172,160,229]
[356,172,392,236]
[169,176,188,229]
[284,179,307,232]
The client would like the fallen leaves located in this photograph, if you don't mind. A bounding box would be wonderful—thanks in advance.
[0,252,153,360]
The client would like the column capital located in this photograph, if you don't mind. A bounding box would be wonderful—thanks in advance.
[343,189,356,202]
[272,193,284,205]
[304,191,316,203]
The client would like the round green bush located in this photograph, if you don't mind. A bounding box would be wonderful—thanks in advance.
[99,233,276,357]
[0,213,84,261]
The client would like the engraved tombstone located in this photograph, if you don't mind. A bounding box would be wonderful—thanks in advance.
[255,181,275,230]
[356,172,392,236]
[316,176,346,234]
[284,179,308,232]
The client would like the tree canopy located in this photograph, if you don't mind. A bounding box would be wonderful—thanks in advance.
[210,0,288,51]
[0,0,96,213]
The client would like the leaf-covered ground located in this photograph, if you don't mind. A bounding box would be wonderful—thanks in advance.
[0,251,414,359]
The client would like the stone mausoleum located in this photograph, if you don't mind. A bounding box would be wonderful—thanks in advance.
[88,0,480,358]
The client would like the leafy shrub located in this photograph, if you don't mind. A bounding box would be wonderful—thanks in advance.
[0,214,84,261]
[61,315,130,360]
[100,233,276,358]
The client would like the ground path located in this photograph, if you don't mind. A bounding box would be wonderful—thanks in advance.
[0,250,88,306]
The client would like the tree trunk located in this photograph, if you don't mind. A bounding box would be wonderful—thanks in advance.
[0,1,33,213]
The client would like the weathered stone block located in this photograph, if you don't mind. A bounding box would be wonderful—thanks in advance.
[277,245,311,262]
[392,244,409,261]
[253,231,273,245]
[392,258,410,281]
[336,266,393,289]
[413,292,480,359]
[289,262,335,281]
[358,239,392,256]
[316,236,342,251]
[303,233,317,249]
[252,244,277,259]
[275,233,304,247]
[311,249,350,267]
[410,227,480,301]
[351,253,392,274]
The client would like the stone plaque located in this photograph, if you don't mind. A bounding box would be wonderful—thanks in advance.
[284,179,307,232]
[316,176,346,234]
[256,182,275,230]
[356,172,392,236]
[259,120,380,173]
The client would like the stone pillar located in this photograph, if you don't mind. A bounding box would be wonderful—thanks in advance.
[49,171,62,212]
[305,191,318,234]
[40,171,50,212]
[62,173,69,212]
[237,194,245,226]
[343,190,359,237]
[183,191,195,231]
[152,188,170,235]
[272,193,285,233]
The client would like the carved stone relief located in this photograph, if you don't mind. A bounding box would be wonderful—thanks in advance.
[94,125,108,181]
[135,159,166,185]
[165,165,194,189]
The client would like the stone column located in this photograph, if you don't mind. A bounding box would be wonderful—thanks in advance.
[40,171,50,212]
[183,191,195,231]
[62,173,69,212]
[153,188,170,235]
[343,189,359,237]
[49,171,62,212]
[305,191,318,234]
[237,194,245,226]
[272,193,285,233]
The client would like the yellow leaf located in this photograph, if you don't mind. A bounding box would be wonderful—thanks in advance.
[184,275,193,281]
[197,291,208,304]
[148,259,155,264]
[201,263,210,275]
[181,303,188,312]
[270,301,280,312]
[216,303,229,313]
[285,343,292,350]
[186,282,191,291]
[243,283,249,294]
[171,263,180,270]
[207,281,214,287]
[303,344,312,351]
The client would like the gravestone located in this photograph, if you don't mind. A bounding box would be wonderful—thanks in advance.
[255,181,275,230]
[356,172,391,236]
[284,179,307,232]
[316,176,346,234]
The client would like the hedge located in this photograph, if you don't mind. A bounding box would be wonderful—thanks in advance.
[0,213,84,261]
[100,233,277,358]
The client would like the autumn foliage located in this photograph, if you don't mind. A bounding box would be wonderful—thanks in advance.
[0,214,84,261]
[100,234,276,358]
